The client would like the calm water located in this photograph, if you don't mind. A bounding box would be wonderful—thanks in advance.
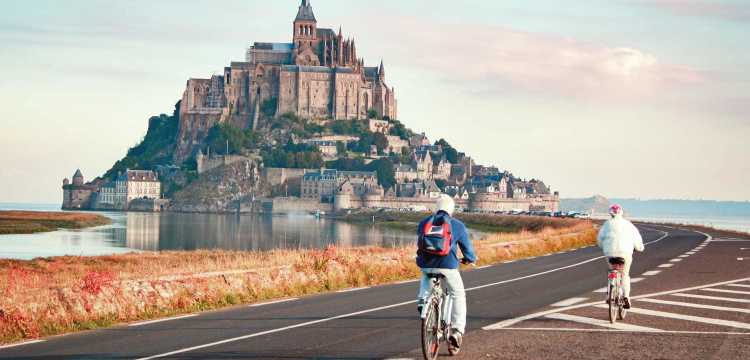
[0,203,416,260]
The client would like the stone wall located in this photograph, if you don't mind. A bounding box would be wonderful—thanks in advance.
[263,197,333,214]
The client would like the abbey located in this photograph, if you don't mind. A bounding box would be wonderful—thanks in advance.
[178,0,397,161]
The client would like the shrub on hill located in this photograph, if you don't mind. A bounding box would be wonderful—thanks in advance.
[103,101,181,179]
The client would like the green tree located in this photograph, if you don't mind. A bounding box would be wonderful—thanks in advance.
[367,108,378,119]
[366,158,396,189]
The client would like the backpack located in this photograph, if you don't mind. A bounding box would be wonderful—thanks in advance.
[418,214,453,256]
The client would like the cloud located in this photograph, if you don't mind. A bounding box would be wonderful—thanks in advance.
[365,18,704,103]
[632,0,750,22]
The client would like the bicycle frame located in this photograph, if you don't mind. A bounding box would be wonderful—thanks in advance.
[421,277,453,337]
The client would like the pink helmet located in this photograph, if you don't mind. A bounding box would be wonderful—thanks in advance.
[609,204,623,217]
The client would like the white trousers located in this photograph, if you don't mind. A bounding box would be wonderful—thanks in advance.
[417,268,467,334]
[607,255,633,298]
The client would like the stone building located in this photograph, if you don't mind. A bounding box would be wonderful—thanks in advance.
[93,170,161,210]
[175,0,398,162]
[62,169,96,210]
[301,169,380,202]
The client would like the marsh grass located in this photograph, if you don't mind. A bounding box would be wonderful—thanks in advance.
[0,211,111,235]
[0,217,595,345]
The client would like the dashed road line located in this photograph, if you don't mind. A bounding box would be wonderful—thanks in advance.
[671,293,750,303]
[0,339,45,350]
[658,263,674,268]
[337,286,370,293]
[639,298,750,314]
[545,313,662,331]
[550,297,589,307]
[129,314,198,327]
[594,305,750,330]
[249,298,298,307]
[700,288,750,296]
[670,258,682,262]
[678,254,690,258]
[643,270,661,276]
[631,277,644,283]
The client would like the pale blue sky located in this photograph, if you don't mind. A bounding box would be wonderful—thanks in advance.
[1,0,748,203]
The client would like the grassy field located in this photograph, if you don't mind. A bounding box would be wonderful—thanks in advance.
[0,211,111,235]
[0,216,595,345]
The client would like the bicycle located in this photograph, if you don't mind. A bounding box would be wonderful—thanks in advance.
[420,273,459,360]
[607,257,627,323]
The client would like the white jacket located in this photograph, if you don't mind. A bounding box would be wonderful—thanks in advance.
[597,214,644,258]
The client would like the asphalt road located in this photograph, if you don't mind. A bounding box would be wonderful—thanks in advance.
[3,224,745,359]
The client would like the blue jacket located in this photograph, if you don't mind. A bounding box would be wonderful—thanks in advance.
[416,212,477,269]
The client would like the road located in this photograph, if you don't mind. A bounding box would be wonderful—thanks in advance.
[2,224,748,359]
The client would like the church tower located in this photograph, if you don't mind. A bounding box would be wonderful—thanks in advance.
[293,0,317,49]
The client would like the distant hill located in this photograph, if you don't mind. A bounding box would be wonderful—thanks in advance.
[560,195,611,215]
[562,196,750,218]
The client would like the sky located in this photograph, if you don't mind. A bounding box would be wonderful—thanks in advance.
[0,0,748,203]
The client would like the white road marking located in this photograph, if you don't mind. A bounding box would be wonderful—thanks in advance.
[658,263,674,268]
[639,298,750,314]
[643,270,661,276]
[685,252,696,255]
[700,288,750,295]
[739,258,745,261]
[475,265,491,269]
[129,314,198,327]
[249,298,298,307]
[135,299,416,360]
[670,258,682,262]
[0,339,45,350]
[485,277,750,331]
[595,305,750,330]
[741,248,749,250]
[393,279,418,285]
[678,254,690,258]
[337,286,370,293]
[550,297,589,307]
[728,284,750,289]
[545,313,661,331]
[593,287,607,293]
[710,239,750,242]
[631,277,644,283]
[672,293,750,304]
[495,328,750,335]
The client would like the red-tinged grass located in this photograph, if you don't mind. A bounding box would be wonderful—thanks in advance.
[0,218,596,345]
[0,211,111,235]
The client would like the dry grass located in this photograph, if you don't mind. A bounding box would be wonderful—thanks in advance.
[0,211,111,235]
[0,217,596,345]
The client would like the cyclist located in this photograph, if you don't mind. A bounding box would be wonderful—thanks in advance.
[416,194,477,351]
[597,204,644,309]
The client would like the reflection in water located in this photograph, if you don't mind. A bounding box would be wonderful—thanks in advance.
[0,211,416,260]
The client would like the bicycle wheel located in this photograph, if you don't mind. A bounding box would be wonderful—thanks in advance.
[421,301,440,360]
[608,284,617,324]
[618,304,627,320]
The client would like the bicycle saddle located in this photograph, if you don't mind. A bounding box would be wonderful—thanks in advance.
[426,273,446,279]
[608,257,626,265]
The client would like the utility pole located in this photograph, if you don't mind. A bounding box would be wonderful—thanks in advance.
[226,139,229,155]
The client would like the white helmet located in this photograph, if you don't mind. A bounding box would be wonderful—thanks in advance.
[436,194,455,216]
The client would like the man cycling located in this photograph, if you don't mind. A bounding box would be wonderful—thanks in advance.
[597,204,644,309]
[416,194,477,351]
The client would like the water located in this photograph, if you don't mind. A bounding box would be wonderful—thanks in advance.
[0,203,416,260]
[630,215,750,234]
